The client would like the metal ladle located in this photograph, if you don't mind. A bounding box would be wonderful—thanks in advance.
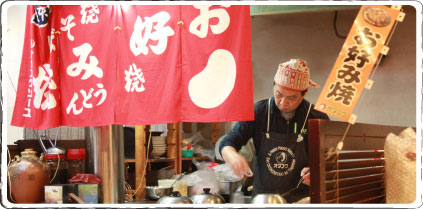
[169,172,186,189]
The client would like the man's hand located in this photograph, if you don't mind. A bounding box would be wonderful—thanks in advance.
[301,167,310,186]
[221,146,252,178]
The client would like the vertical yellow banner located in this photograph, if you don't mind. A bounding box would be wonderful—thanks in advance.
[315,5,401,122]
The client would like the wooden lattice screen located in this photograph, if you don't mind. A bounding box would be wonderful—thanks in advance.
[308,119,407,203]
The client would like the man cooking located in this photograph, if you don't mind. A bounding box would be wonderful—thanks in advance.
[219,59,329,201]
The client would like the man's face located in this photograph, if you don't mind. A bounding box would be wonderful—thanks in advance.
[273,85,305,113]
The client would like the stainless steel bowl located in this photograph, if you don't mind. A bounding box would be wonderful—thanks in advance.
[144,186,173,200]
[218,180,241,195]
[251,193,287,204]
[187,185,194,196]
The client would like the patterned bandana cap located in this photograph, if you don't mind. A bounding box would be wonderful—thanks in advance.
[274,58,320,91]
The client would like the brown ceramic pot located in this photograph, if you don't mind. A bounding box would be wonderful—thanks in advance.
[8,148,50,203]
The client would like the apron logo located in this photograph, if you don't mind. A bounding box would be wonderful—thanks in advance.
[266,146,296,176]
[275,152,287,163]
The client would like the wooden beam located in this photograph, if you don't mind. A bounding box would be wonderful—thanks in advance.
[309,119,325,203]
[211,123,220,144]
[167,123,182,174]
[134,125,148,200]
[182,122,193,134]
[176,123,182,174]
[196,123,208,140]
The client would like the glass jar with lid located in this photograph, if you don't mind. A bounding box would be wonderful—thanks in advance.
[67,149,86,179]
[44,154,68,184]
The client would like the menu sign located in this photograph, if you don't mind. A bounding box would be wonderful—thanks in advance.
[315,5,402,122]
[11,5,254,129]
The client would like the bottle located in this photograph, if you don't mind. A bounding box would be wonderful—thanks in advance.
[67,149,86,179]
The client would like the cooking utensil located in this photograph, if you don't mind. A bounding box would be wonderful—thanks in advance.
[251,193,287,204]
[157,191,193,204]
[187,185,194,196]
[251,170,309,204]
[280,169,309,198]
[169,172,186,189]
[190,188,225,204]
[218,180,241,195]
[245,168,253,177]
[144,186,173,200]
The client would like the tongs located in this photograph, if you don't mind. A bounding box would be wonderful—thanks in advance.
[237,168,254,192]
[280,168,309,197]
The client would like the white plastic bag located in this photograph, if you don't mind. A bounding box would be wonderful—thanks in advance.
[182,132,215,159]
[212,163,242,182]
[182,169,219,195]
[384,127,416,204]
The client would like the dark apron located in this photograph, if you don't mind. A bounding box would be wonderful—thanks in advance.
[252,98,310,202]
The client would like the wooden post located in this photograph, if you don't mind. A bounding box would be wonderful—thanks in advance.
[134,125,148,200]
[167,123,182,174]
[211,122,221,144]
[182,122,193,133]
[196,123,209,140]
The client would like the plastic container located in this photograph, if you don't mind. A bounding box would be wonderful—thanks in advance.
[44,154,68,184]
[181,150,194,157]
[67,149,86,179]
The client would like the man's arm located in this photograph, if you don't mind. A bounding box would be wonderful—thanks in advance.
[219,119,255,178]
[221,145,252,178]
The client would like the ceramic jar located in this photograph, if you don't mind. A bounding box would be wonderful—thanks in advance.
[8,148,50,203]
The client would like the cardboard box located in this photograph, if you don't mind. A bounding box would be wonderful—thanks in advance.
[76,184,98,204]
[45,184,76,204]
[45,184,98,204]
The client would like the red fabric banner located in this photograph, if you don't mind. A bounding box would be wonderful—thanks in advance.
[114,5,182,125]
[12,6,61,129]
[56,5,117,127]
[11,5,253,129]
[180,5,253,122]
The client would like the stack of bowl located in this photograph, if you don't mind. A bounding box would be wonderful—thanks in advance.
[152,136,166,157]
